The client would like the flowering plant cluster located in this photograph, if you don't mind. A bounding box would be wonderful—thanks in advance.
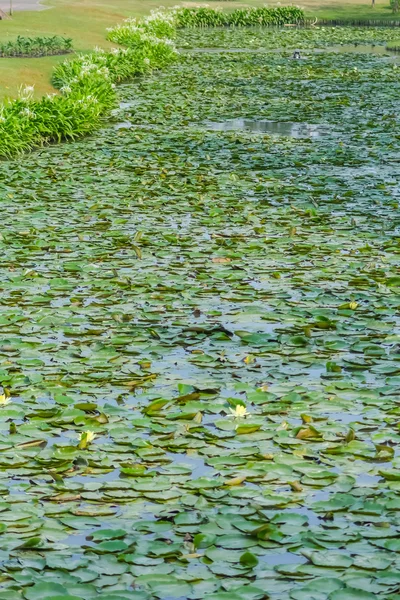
[0,9,178,158]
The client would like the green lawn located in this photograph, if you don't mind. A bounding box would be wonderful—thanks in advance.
[0,0,181,98]
[0,0,399,98]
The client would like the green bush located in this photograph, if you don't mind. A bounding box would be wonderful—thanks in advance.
[0,35,73,58]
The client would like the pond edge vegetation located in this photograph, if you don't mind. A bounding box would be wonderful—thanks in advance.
[0,6,304,158]
[0,35,73,58]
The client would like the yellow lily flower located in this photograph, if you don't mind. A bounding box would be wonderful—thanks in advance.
[0,395,11,406]
[79,430,96,449]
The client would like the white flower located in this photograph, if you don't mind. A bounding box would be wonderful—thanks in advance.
[20,108,36,119]
[60,85,71,94]
[229,404,250,418]
[19,85,35,101]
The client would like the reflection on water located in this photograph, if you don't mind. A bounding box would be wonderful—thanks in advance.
[205,119,326,138]
[186,44,399,58]
[258,552,307,566]
[165,452,214,479]
[325,412,366,424]
[115,121,132,130]
[70,469,121,484]
[325,43,395,56]
[357,473,381,486]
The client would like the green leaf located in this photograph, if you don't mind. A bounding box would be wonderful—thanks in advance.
[239,551,259,568]
[329,588,376,600]
[24,583,68,600]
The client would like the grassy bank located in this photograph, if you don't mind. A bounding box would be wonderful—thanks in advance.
[0,0,180,98]
[0,0,399,98]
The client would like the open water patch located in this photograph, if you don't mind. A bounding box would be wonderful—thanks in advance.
[322,43,398,56]
[204,119,327,137]
[185,43,400,58]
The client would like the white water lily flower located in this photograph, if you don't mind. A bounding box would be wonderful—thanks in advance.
[229,404,250,418]
[20,108,36,119]
[0,395,11,406]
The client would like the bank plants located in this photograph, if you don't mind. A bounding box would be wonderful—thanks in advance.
[0,35,73,58]
[0,6,304,158]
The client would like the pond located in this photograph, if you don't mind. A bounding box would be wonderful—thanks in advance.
[0,25,399,600]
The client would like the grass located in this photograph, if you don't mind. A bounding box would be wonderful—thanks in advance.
[0,0,180,98]
[0,54,66,97]
[0,0,399,98]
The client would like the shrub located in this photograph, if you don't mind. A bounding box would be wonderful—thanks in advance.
[0,35,73,58]
[172,7,228,28]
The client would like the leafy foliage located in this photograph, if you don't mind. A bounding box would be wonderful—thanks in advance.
[0,35,73,58]
[107,9,177,45]
[177,24,400,48]
[173,5,305,28]
[0,6,307,158]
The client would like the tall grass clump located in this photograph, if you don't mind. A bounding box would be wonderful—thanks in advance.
[0,35,73,58]
[172,6,305,28]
